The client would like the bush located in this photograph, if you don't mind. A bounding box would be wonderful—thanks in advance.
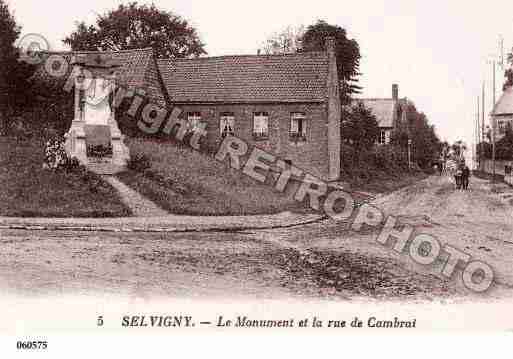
[61,156,85,173]
[43,137,69,170]
[374,145,409,172]
[127,153,152,172]
[341,144,418,186]
[43,136,94,175]
[40,136,113,195]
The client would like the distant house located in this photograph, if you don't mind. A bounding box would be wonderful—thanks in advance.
[32,38,342,181]
[491,86,513,140]
[355,84,410,145]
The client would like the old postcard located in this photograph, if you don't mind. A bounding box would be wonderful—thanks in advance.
[1,0,512,356]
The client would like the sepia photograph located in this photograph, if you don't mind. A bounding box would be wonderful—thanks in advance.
[1,0,513,356]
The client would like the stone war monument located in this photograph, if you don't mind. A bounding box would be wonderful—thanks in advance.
[64,53,130,174]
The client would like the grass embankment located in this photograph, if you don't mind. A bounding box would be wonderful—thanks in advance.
[350,172,429,194]
[339,145,429,194]
[0,137,130,217]
[116,138,308,216]
[472,170,506,182]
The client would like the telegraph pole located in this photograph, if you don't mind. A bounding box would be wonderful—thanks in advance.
[474,104,477,170]
[477,95,480,170]
[492,60,496,185]
[408,139,412,169]
[490,36,504,185]
[482,83,485,171]
[499,35,505,70]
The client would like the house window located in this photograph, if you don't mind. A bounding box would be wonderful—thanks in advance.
[498,120,506,134]
[220,112,235,137]
[378,130,387,144]
[253,112,269,139]
[290,112,307,141]
[187,112,202,132]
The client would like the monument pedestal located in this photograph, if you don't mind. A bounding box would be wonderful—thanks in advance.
[64,119,130,175]
[64,54,130,175]
[64,120,88,164]
[109,119,130,168]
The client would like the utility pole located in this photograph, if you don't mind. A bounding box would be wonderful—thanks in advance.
[477,95,480,170]
[482,83,485,171]
[494,35,505,184]
[473,110,477,170]
[408,139,412,169]
[499,35,505,70]
[492,60,497,185]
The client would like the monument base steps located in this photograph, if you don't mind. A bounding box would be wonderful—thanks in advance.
[86,157,126,175]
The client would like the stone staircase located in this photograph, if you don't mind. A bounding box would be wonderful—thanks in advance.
[86,157,126,175]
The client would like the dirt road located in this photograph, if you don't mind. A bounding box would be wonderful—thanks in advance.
[374,174,513,292]
[0,175,511,301]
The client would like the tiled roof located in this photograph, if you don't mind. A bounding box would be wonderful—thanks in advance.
[157,52,329,103]
[32,48,154,90]
[355,98,397,128]
[492,86,513,116]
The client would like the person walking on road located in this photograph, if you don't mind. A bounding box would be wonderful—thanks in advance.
[454,166,462,189]
[462,164,470,190]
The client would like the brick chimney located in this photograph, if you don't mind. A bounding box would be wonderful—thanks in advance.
[392,84,399,101]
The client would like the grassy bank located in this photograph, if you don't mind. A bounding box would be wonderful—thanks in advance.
[117,138,309,216]
[0,137,130,217]
[347,171,429,194]
[340,144,429,194]
[472,170,506,182]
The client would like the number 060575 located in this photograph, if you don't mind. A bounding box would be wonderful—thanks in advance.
[16,341,48,350]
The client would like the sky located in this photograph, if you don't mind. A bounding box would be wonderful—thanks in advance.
[7,0,513,148]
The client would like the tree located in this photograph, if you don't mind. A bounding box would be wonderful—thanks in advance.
[505,49,513,89]
[494,125,513,160]
[258,20,361,103]
[341,102,379,159]
[477,141,492,160]
[302,20,361,104]
[504,68,513,90]
[451,140,467,159]
[441,141,450,160]
[261,25,305,54]
[391,103,442,169]
[390,130,410,148]
[0,0,20,112]
[0,0,34,129]
[64,2,206,58]
[410,113,441,168]
[64,22,101,52]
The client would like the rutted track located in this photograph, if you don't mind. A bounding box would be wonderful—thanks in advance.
[0,175,511,301]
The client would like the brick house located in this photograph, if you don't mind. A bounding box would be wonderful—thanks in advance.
[156,38,341,180]
[355,84,410,145]
[32,38,342,181]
